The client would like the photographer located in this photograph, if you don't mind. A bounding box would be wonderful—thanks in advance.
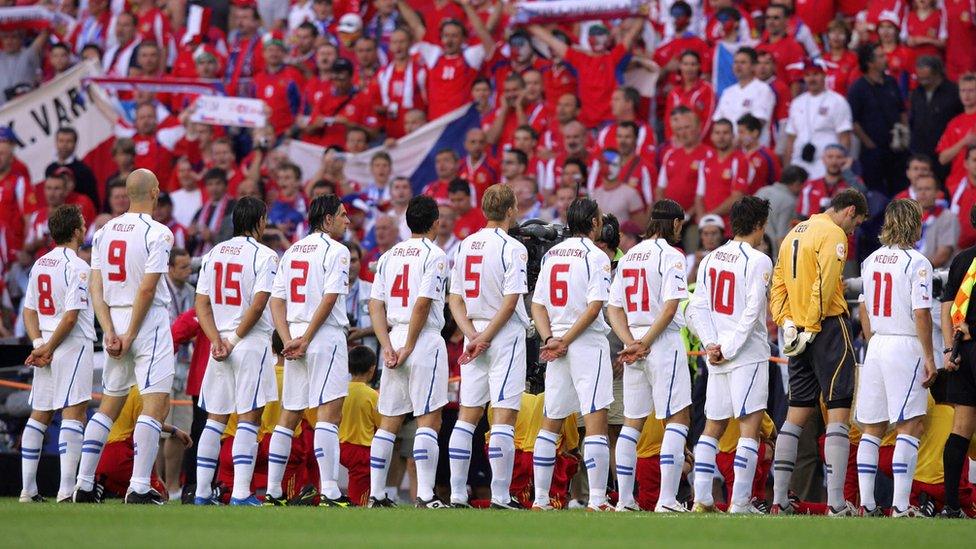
[939,203,976,518]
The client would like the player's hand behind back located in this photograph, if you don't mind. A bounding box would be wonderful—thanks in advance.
[921,356,938,388]
[104,332,122,358]
[395,344,415,368]
[381,346,399,368]
[460,337,490,365]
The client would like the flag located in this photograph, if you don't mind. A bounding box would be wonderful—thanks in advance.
[950,258,976,328]
[288,103,482,195]
[712,41,738,99]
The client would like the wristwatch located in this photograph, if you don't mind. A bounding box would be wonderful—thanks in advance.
[943,347,953,354]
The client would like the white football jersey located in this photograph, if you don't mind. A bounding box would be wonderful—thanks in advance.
[371,237,448,331]
[197,236,279,336]
[91,212,174,308]
[271,232,350,327]
[687,241,772,368]
[24,247,96,340]
[449,228,529,327]
[609,238,689,331]
[532,237,611,336]
[860,246,933,337]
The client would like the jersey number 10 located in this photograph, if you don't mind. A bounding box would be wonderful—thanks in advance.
[708,268,735,315]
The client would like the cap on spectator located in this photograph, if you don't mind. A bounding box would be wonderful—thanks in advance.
[0,126,17,143]
[620,220,643,238]
[193,44,217,63]
[330,58,354,74]
[338,13,363,34]
[802,59,826,73]
[588,23,610,36]
[262,30,286,50]
[52,166,75,183]
[341,194,370,215]
[698,214,725,231]
[877,11,900,27]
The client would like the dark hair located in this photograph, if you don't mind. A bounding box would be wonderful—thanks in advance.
[736,113,763,133]
[736,46,758,63]
[472,76,491,89]
[514,124,538,140]
[203,167,228,186]
[567,198,600,236]
[168,247,189,266]
[598,213,620,250]
[563,157,588,181]
[857,42,880,73]
[349,345,377,376]
[233,196,267,236]
[713,118,733,130]
[645,199,684,243]
[50,42,70,54]
[48,204,83,245]
[406,195,439,233]
[970,203,976,230]
[435,148,459,161]
[439,17,467,36]
[297,21,319,36]
[157,192,172,208]
[277,162,302,181]
[765,3,789,17]
[272,331,284,356]
[781,165,809,185]
[312,179,336,195]
[56,127,78,142]
[504,72,525,88]
[344,240,363,260]
[965,144,976,162]
[618,86,640,112]
[670,105,693,118]
[907,153,933,168]
[447,178,471,196]
[308,194,343,233]
[505,148,528,167]
[829,188,869,217]
[617,120,639,137]
[730,196,770,237]
[679,49,701,63]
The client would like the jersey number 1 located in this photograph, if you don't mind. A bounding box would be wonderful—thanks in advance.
[872,272,893,318]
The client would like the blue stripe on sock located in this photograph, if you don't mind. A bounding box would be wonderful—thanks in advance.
[203,425,223,436]
[453,425,474,436]
[697,439,717,450]
[619,433,638,444]
[492,431,515,440]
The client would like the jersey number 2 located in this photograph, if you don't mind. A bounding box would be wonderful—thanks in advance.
[708,268,735,315]
[290,260,309,303]
[213,262,243,306]
[872,272,893,318]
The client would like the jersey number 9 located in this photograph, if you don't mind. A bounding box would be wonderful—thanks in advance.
[107,240,127,282]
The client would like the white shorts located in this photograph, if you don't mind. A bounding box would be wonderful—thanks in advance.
[705,361,769,421]
[199,332,278,415]
[855,334,928,424]
[29,335,94,411]
[544,329,613,419]
[102,306,175,397]
[460,321,526,410]
[281,324,350,411]
[622,330,691,420]
[378,328,448,417]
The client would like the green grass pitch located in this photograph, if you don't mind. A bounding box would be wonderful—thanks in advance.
[4,499,975,548]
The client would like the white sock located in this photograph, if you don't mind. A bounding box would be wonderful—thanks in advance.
[532,429,558,506]
[266,425,294,499]
[693,435,719,506]
[488,424,516,504]
[58,419,84,500]
[772,421,802,506]
[892,434,920,511]
[369,429,396,500]
[824,422,851,510]
[76,412,113,491]
[731,437,760,507]
[231,422,259,500]
[583,434,610,507]
[856,433,881,510]
[194,419,225,499]
[413,427,440,501]
[314,422,342,500]
[614,426,640,508]
[448,420,475,503]
[21,418,46,496]
[129,415,162,494]
[659,423,689,507]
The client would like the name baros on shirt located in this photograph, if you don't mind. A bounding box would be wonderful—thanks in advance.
[873,253,902,265]
[392,247,422,257]
[112,223,136,232]
[546,248,585,259]
[713,250,741,264]
[219,244,244,256]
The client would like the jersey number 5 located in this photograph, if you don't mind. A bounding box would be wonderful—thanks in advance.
[708,268,735,315]
[107,240,127,282]
[213,262,243,306]
[464,255,483,298]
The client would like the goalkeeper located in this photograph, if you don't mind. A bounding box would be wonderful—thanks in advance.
[767,189,869,516]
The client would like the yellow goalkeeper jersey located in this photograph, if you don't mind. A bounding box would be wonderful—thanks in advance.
[636,417,665,458]
[509,393,579,453]
[106,387,142,443]
[717,414,776,453]
[339,381,380,446]
[771,213,850,333]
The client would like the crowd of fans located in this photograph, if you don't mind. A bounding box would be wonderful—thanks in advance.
[2,0,976,505]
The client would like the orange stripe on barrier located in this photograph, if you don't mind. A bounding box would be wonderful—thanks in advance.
[685,351,789,365]
[0,379,194,406]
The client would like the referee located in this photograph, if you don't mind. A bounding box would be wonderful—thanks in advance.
[940,203,976,518]
[768,189,869,516]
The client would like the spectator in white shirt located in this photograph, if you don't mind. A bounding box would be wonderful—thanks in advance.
[170,157,203,228]
[713,47,776,146]
[783,60,853,179]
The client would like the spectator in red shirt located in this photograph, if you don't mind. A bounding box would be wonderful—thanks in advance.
[943,0,976,80]
[664,50,716,141]
[303,43,337,112]
[56,168,97,227]
[208,137,246,195]
[289,22,320,76]
[376,27,427,139]
[153,193,189,250]
[483,73,526,151]
[653,1,712,88]
[225,4,265,95]
[519,69,551,136]
[657,107,715,213]
[540,93,581,157]
[949,145,976,248]
[937,74,976,189]
[598,86,655,156]
[304,58,380,148]
[705,1,756,45]
[352,37,383,96]
[823,19,859,94]
[489,29,549,91]
[591,149,646,225]
[540,30,578,115]
[737,114,782,193]
[796,144,859,217]
[756,50,792,137]
[449,179,486,239]
[253,32,304,137]
[903,0,947,61]
[458,128,498,203]
[131,103,175,186]
[543,120,598,194]
[613,121,657,205]
[500,149,528,186]
[758,3,806,92]
[423,149,465,202]
[529,18,643,128]
[24,174,70,259]
[512,126,546,190]
[694,118,751,227]
[877,16,916,92]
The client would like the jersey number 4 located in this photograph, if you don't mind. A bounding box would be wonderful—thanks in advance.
[708,268,735,315]
[871,271,893,318]
[391,264,410,306]
[213,262,244,306]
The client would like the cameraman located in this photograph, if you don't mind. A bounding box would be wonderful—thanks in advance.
[940,203,976,518]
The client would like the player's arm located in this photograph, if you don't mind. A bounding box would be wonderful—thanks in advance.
[458,0,495,59]
[368,256,397,367]
[801,231,845,333]
[858,301,872,342]
[530,301,555,348]
[269,252,292,345]
[396,253,445,366]
[912,260,937,386]
[122,231,173,354]
[396,0,426,44]
[685,265,719,353]
[606,305,634,349]
[636,299,678,351]
[619,16,644,51]
[194,293,227,360]
[769,249,792,325]
[721,259,771,361]
[528,24,568,59]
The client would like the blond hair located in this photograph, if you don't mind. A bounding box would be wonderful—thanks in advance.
[879,199,921,248]
[481,184,516,221]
